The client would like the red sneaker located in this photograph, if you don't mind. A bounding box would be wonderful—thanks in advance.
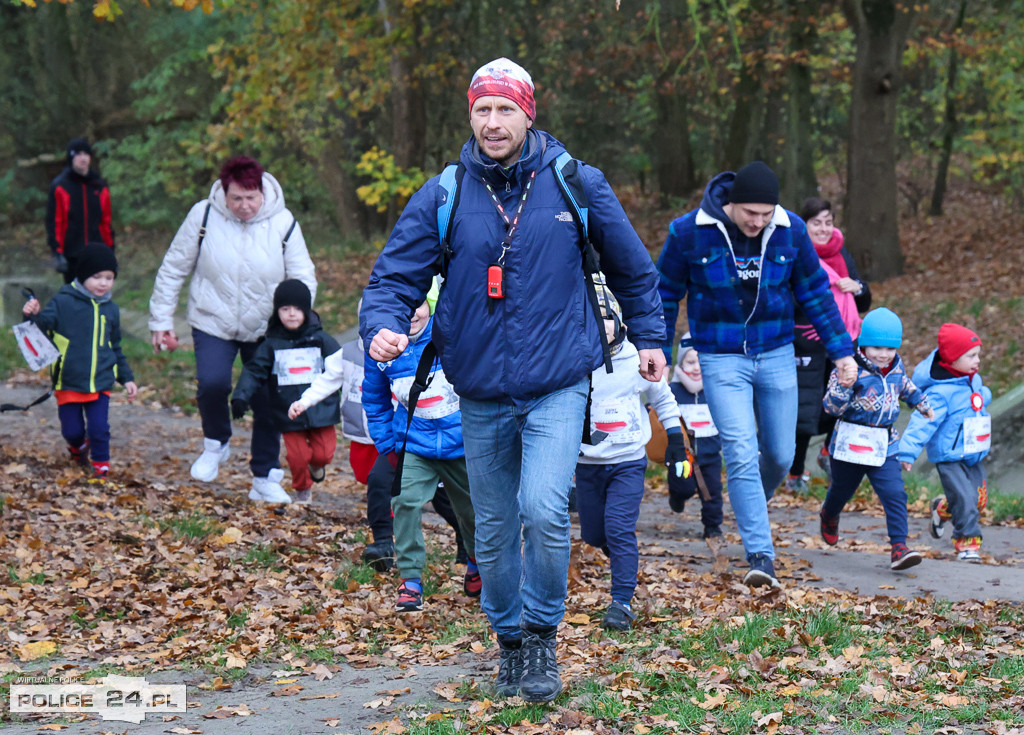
[463,566,482,598]
[890,543,923,570]
[819,508,840,546]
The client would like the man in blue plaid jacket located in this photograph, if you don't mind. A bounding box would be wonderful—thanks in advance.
[657,161,857,589]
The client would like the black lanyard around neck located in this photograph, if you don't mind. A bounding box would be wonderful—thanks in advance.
[483,170,537,266]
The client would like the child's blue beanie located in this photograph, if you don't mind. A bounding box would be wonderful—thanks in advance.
[858,307,902,348]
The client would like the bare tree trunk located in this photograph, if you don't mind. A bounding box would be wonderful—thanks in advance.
[841,0,918,280]
[654,78,696,202]
[721,61,764,172]
[929,0,968,217]
[319,139,364,236]
[782,7,819,209]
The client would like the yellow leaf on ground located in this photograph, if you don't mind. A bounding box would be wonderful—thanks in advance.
[18,640,56,661]
[224,653,246,669]
[565,613,591,625]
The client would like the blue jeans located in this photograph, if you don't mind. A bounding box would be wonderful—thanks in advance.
[575,458,648,605]
[192,328,280,477]
[823,455,908,545]
[459,379,588,638]
[58,394,110,461]
[699,344,797,559]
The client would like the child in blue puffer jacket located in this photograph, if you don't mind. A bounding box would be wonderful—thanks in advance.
[818,308,934,571]
[362,300,477,613]
[899,324,990,563]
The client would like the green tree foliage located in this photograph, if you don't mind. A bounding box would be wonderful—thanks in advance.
[4,0,1024,245]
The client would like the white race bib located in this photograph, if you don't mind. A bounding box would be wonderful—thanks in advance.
[832,420,889,467]
[274,347,323,386]
[391,370,460,420]
[12,321,60,372]
[678,403,718,437]
[591,398,646,444]
[963,414,991,454]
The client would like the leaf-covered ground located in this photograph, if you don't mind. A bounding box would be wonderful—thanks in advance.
[1,392,1024,735]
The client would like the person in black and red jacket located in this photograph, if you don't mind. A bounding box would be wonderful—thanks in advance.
[45,137,115,283]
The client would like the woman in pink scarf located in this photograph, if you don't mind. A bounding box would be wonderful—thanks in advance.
[785,198,872,493]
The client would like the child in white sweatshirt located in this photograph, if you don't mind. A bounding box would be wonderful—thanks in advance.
[575,281,689,632]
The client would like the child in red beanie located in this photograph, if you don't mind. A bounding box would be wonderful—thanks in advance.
[899,323,989,562]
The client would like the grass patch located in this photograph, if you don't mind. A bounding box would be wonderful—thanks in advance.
[239,544,282,571]
[158,511,221,541]
[988,489,1024,522]
[332,561,377,590]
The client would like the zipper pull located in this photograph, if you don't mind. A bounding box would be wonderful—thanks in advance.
[506,181,511,193]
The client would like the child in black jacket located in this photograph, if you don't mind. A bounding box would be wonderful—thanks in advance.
[22,244,136,479]
[232,280,341,504]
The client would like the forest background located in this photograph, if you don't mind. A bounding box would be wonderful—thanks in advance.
[1,0,1023,393]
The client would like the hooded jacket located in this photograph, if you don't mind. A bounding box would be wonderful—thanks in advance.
[30,282,133,394]
[657,171,853,361]
[361,317,464,460]
[46,167,115,257]
[823,350,929,457]
[898,349,992,466]
[359,129,665,402]
[148,172,316,343]
[232,311,341,432]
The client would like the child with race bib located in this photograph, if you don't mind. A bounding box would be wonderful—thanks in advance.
[575,281,689,631]
[21,244,137,479]
[899,324,990,563]
[359,299,477,613]
[232,280,341,504]
[818,307,934,571]
[667,333,725,551]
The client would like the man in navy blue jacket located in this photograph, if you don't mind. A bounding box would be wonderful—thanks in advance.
[361,58,665,703]
[657,161,857,589]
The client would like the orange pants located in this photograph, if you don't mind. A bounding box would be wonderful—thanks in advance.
[283,426,338,490]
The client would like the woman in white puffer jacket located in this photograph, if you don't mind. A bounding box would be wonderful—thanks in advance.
[149,156,317,503]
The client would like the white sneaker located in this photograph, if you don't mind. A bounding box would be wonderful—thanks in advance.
[190,438,230,482]
[957,548,982,563]
[249,468,292,504]
[294,489,312,504]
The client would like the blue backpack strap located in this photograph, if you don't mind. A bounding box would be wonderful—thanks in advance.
[436,162,464,279]
[552,152,611,378]
[552,151,589,241]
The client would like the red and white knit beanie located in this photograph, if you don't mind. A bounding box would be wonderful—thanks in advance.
[937,323,981,364]
[467,58,536,120]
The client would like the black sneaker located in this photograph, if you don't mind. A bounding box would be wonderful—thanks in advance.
[668,491,686,514]
[494,639,525,698]
[601,601,635,631]
[743,553,781,588]
[309,465,326,483]
[702,525,722,539]
[929,497,947,539]
[361,539,395,572]
[519,627,562,703]
[454,533,469,566]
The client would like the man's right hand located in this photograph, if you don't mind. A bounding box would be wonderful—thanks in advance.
[369,328,409,362]
[151,330,178,354]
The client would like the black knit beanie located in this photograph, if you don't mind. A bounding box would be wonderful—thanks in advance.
[273,279,312,313]
[729,161,779,205]
[66,137,92,166]
[75,244,118,282]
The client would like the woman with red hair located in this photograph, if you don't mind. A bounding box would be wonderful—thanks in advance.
[149,156,316,503]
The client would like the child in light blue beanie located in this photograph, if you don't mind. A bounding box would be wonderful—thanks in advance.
[818,307,935,572]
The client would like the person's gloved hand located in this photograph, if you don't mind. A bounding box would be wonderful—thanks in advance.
[230,398,248,419]
[386,451,401,469]
[664,431,692,479]
[52,253,68,273]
